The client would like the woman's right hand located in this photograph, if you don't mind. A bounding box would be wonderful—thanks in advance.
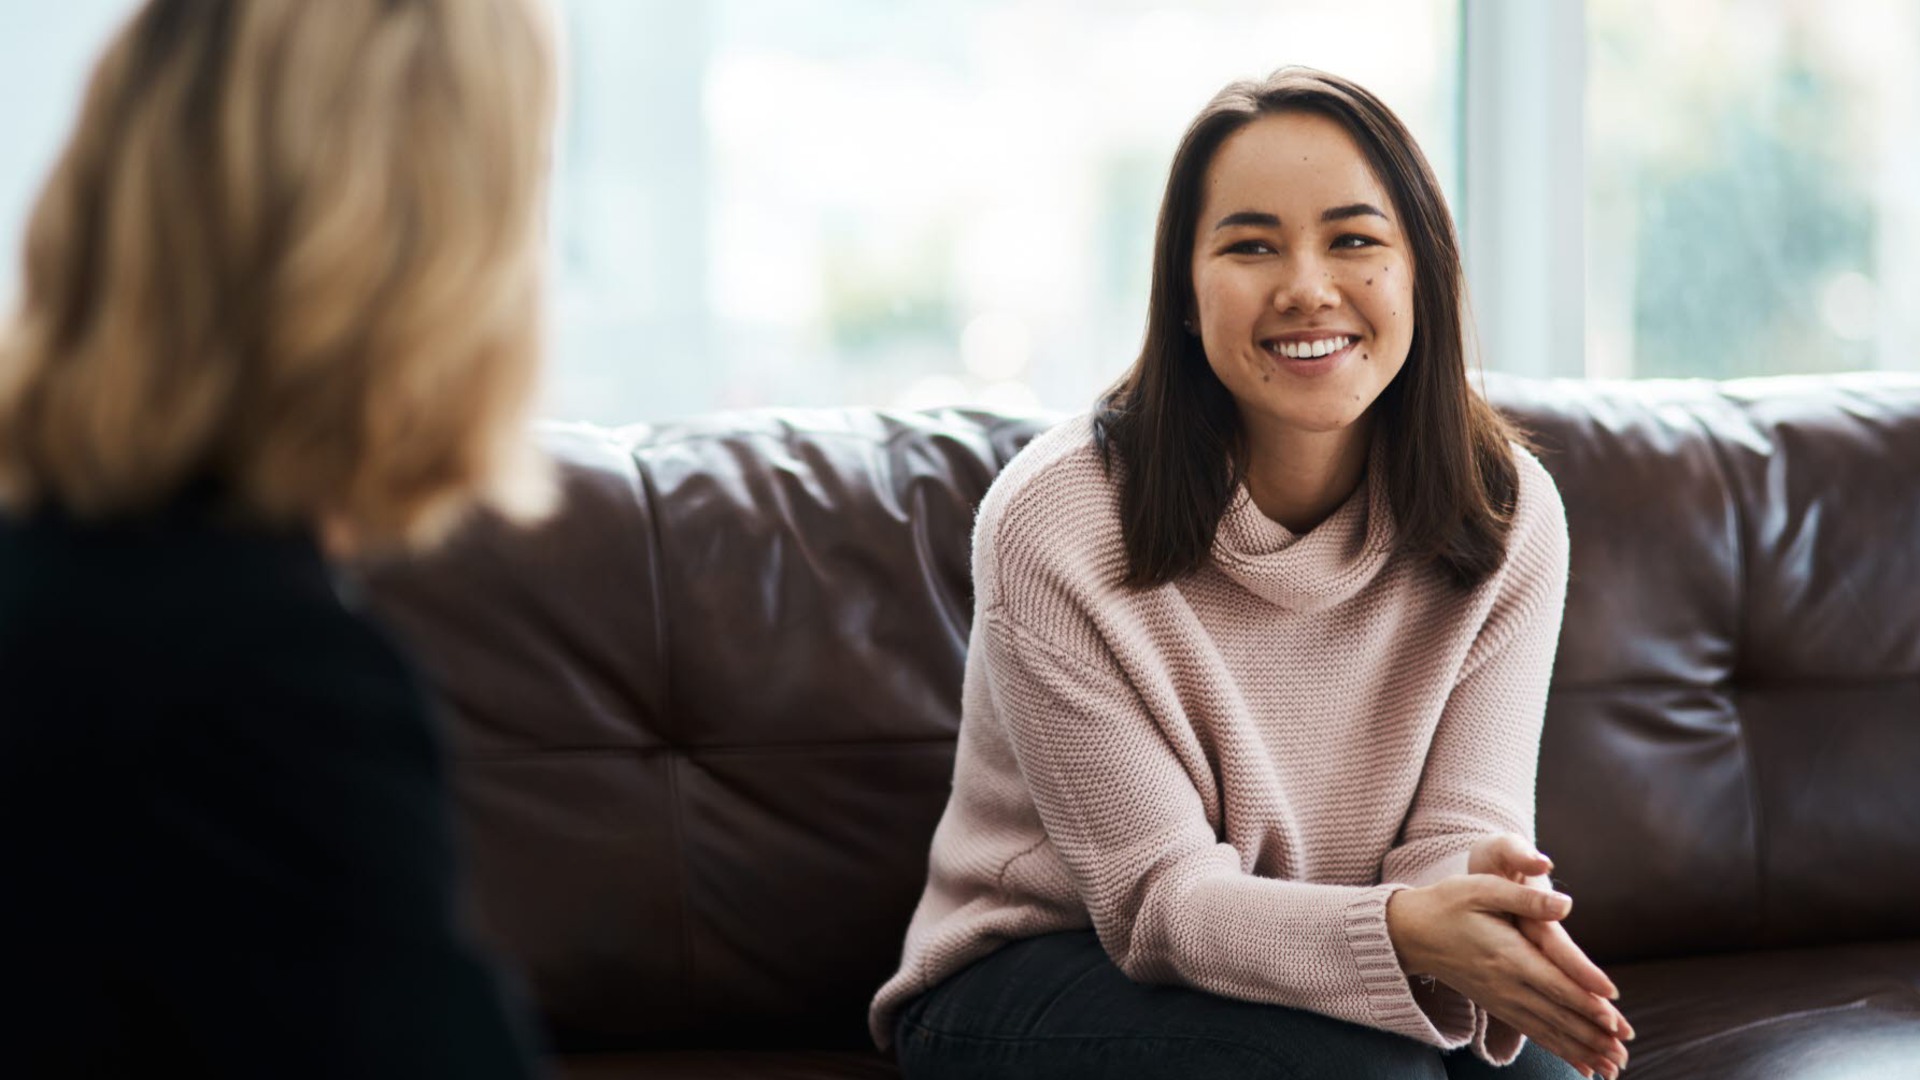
[1385,877,1631,1079]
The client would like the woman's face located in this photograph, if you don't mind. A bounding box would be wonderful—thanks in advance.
[1189,110,1415,442]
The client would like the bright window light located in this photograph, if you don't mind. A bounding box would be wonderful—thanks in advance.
[548,0,1461,422]
[1586,0,1920,379]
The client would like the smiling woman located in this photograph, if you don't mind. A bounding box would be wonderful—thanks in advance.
[1188,112,1417,533]
[874,69,1629,1080]
[1096,70,1518,594]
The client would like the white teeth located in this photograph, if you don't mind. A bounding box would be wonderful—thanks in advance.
[1269,335,1353,359]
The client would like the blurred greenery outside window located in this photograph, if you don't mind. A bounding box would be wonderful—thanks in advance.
[1585,0,1920,380]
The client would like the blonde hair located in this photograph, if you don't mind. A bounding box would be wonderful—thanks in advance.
[0,0,559,551]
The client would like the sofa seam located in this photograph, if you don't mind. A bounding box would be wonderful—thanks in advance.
[633,447,697,1020]
[1699,391,1768,943]
[663,752,697,1023]
[1551,673,1920,693]
[631,448,676,748]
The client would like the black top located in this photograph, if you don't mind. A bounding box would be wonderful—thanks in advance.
[0,502,539,1078]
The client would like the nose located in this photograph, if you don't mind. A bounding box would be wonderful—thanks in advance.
[1271,251,1341,315]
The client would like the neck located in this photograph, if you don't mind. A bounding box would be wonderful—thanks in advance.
[1238,413,1373,534]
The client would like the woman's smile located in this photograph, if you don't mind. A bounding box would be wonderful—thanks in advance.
[1259,330,1363,376]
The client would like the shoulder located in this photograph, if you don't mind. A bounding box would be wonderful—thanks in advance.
[1502,442,1570,578]
[172,529,425,720]
[970,415,1127,608]
[1456,442,1570,667]
[0,512,430,756]
[194,574,435,769]
[975,414,1112,531]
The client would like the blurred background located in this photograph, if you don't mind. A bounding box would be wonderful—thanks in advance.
[1,0,1915,423]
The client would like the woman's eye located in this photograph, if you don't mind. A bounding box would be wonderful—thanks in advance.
[1226,239,1275,255]
[1332,234,1380,250]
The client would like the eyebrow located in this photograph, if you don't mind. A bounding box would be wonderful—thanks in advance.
[1211,203,1390,231]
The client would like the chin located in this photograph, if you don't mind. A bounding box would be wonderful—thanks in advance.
[1291,414,1367,435]
[1272,395,1372,435]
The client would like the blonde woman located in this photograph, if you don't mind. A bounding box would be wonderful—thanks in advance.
[0,1,558,1075]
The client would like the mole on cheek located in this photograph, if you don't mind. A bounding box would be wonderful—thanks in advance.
[1365,279,1373,285]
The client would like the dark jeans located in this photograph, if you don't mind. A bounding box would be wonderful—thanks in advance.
[894,930,1585,1080]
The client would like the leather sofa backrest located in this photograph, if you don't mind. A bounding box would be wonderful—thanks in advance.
[1491,374,1920,963]
[364,374,1920,1052]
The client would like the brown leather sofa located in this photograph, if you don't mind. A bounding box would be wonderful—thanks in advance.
[364,373,1920,1079]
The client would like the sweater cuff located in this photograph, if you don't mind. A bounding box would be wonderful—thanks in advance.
[1343,883,1472,1050]
[1473,1003,1529,1066]
[1409,975,1477,1045]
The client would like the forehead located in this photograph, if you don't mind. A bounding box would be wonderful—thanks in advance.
[1199,111,1392,221]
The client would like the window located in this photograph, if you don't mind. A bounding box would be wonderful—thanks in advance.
[9,2,1902,420]
[1586,0,1920,379]
[552,0,1461,421]
[0,2,132,282]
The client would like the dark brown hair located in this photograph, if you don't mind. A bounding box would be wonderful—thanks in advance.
[1093,66,1524,590]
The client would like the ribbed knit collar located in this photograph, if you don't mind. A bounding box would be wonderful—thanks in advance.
[1209,434,1396,612]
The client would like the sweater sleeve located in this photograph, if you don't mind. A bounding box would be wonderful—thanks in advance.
[981,607,1467,1050]
[1378,454,1573,1066]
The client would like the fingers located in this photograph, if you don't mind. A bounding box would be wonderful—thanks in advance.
[1506,939,1632,1074]
[1472,875,1572,922]
[1516,928,1630,1036]
[1504,868,1626,1011]
[1509,836,1552,876]
[1520,917,1626,1011]
[1475,833,1554,879]
[1520,983,1628,1076]
[1517,970,1631,1069]
[1474,906,1629,1069]
[1501,989,1628,1079]
[1494,999,1623,1080]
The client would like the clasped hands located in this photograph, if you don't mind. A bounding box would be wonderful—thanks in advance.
[1384,834,1633,1080]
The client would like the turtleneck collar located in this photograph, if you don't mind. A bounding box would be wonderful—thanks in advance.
[1209,433,1396,611]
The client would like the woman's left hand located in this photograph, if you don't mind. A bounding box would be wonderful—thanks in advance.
[1466,834,1634,1046]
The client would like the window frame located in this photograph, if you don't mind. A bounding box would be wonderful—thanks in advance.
[1459,0,1589,379]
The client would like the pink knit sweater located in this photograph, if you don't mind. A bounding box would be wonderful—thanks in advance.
[869,416,1571,1065]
